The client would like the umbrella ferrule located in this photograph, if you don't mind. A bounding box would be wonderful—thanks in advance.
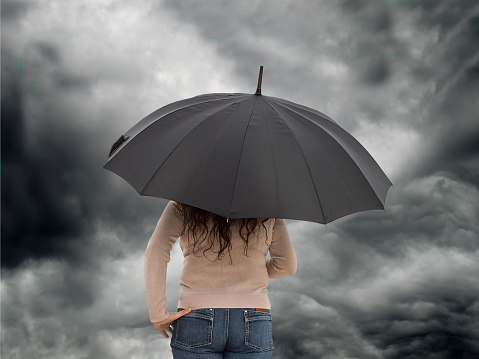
[255,66,263,95]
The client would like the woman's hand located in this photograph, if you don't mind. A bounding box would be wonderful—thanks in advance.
[152,308,192,338]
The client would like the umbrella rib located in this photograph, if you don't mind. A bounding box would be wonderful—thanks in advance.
[228,96,259,218]
[262,96,328,223]
[269,100,390,204]
[261,100,280,218]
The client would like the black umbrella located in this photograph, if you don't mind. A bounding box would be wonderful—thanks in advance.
[103,67,392,224]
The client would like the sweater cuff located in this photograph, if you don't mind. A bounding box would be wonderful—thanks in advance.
[151,312,170,324]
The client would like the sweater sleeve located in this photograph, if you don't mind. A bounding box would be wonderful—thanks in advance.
[266,219,297,279]
[144,201,183,323]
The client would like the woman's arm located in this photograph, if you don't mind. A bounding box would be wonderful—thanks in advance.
[266,219,297,279]
[144,201,183,323]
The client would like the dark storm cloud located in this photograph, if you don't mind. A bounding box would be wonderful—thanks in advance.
[164,0,400,95]
[164,0,479,134]
[268,298,383,358]
[51,70,92,90]
[271,280,479,359]
[1,44,165,269]
[407,46,479,188]
[337,0,395,86]
[340,0,393,32]
[418,129,479,190]
[162,1,339,98]
[287,136,479,357]
[286,181,479,358]
[1,0,34,22]
[1,48,87,268]
[34,42,60,63]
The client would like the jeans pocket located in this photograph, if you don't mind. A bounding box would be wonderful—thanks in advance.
[173,309,214,348]
[244,310,274,351]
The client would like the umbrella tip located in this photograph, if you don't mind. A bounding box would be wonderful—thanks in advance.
[108,134,129,158]
[255,66,263,95]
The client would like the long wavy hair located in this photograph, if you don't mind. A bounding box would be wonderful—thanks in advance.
[173,202,270,264]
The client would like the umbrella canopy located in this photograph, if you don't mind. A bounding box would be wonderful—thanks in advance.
[103,67,392,224]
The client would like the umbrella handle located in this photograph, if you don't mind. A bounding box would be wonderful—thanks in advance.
[255,66,263,95]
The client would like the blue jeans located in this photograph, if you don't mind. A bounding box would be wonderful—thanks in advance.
[170,308,274,358]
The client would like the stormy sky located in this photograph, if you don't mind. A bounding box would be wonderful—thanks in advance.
[2,1,479,358]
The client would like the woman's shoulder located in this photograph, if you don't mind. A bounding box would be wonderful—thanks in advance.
[167,200,180,208]
[161,201,184,223]
[162,201,181,216]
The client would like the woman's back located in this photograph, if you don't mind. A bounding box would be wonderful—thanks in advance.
[178,215,294,311]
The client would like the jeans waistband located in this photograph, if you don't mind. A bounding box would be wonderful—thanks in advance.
[178,307,269,312]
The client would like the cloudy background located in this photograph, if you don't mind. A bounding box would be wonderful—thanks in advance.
[2,0,479,358]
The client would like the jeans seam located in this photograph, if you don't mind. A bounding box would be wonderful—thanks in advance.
[225,308,229,348]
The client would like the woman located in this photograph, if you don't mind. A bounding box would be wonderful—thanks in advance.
[144,201,297,358]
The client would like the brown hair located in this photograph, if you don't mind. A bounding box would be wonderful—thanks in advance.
[173,202,269,264]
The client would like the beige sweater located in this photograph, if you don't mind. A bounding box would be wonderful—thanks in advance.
[144,201,297,323]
